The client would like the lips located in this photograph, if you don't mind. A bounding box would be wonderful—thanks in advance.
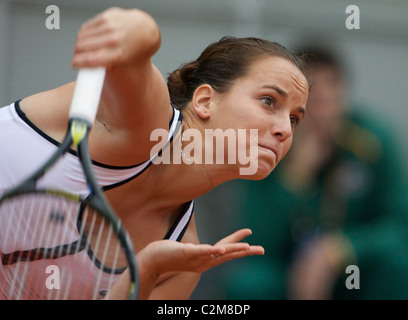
[258,144,279,160]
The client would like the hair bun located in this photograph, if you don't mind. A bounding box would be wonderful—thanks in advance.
[167,60,199,110]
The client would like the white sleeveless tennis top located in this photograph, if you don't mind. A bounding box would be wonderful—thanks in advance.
[0,100,195,299]
[0,100,194,241]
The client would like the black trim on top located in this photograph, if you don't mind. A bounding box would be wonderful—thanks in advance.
[176,201,194,242]
[163,200,194,241]
[14,99,177,170]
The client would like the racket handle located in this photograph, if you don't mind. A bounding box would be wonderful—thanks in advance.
[69,68,106,125]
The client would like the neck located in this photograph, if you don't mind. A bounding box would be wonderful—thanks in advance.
[151,112,238,207]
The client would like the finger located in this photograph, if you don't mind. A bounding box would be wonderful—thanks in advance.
[76,27,110,51]
[80,13,105,32]
[207,243,254,262]
[182,243,249,261]
[72,51,103,68]
[79,7,123,37]
[215,228,253,245]
[71,48,123,69]
[75,32,120,54]
[214,242,250,255]
[211,245,265,264]
[220,244,264,257]
[182,243,225,259]
[247,245,265,255]
[76,12,118,50]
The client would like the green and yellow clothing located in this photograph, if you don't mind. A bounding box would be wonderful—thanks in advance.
[222,111,408,299]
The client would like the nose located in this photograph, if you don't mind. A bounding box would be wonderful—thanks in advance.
[270,112,293,143]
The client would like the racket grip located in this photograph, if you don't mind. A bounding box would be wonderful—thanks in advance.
[69,68,106,124]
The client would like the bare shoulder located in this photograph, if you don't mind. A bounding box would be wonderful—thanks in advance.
[19,82,76,142]
[101,61,173,136]
[96,61,174,164]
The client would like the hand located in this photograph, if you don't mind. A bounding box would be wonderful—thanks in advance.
[72,7,160,68]
[108,229,264,299]
[139,228,265,275]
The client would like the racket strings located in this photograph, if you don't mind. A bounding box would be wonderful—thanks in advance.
[0,192,128,300]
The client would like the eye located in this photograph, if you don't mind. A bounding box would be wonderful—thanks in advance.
[290,115,300,128]
[261,96,276,109]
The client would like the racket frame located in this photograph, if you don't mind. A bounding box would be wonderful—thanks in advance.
[0,68,139,300]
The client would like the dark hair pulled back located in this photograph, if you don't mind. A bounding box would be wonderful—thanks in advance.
[167,36,309,110]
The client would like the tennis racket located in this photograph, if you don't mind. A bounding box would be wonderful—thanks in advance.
[0,68,138,300]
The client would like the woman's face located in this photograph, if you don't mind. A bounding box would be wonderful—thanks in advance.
[210,56,309,179]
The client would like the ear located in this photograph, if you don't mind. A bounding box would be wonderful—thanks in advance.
[191,84,214,120]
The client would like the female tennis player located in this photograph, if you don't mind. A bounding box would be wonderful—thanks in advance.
[0,7,309,299]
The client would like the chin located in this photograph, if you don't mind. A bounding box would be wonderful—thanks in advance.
[239,161,276,181]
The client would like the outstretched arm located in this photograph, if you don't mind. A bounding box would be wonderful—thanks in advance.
[108,228,264,300]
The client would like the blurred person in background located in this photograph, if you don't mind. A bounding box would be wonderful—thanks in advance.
[220,45,408,299]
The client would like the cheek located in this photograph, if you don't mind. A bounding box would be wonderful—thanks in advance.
[280,135,293,161]
[220,90,254,119]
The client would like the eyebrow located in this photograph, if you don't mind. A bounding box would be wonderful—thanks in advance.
[297,106,306,119]
[262,85,288,97]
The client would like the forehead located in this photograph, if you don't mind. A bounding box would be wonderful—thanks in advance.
[243,56,309,94]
